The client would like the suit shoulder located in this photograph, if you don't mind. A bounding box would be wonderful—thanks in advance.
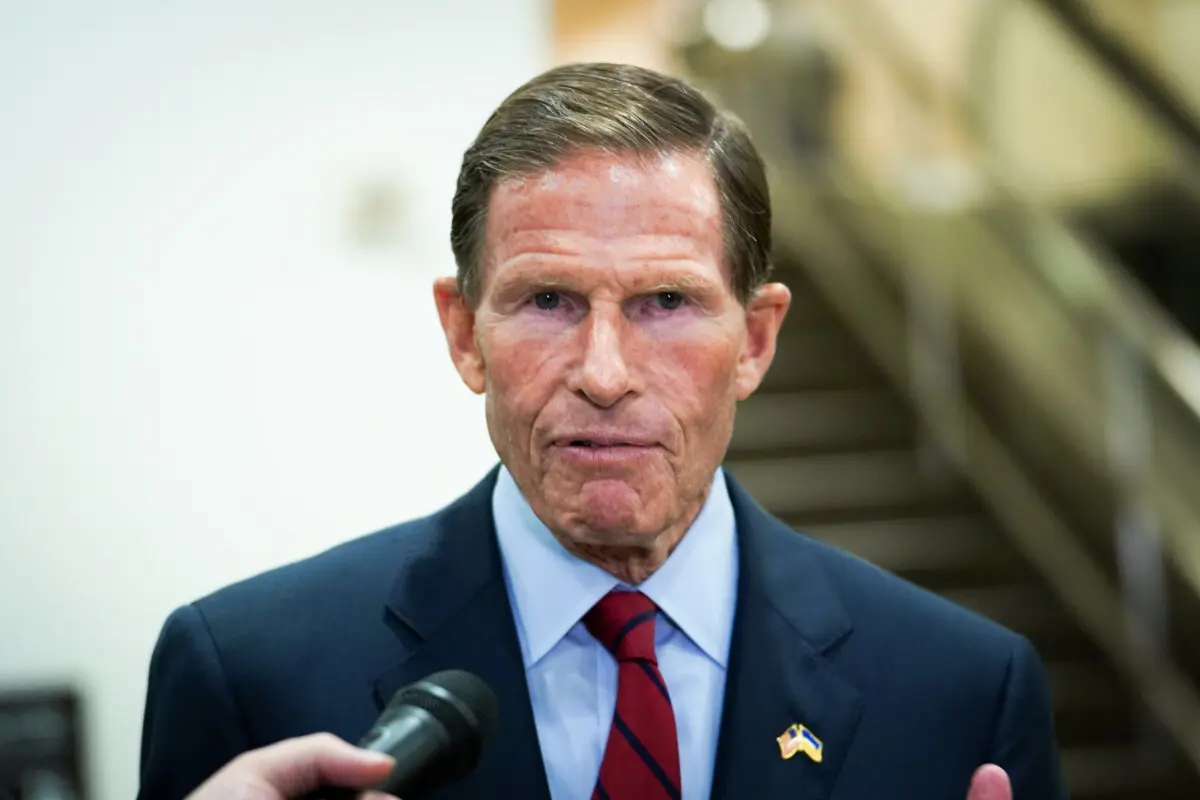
[188,512,438,640]
[796,529,1025,657]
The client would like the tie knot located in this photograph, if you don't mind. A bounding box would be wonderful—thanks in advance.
[584,591,659,663]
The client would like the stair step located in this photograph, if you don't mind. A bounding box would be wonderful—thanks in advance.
[1047,662,1139,747]
[782,285,840,329]
[731,388,911,455]
[725,450,963,518]
[762,328,881,390]
[1047,663,1125,711]
[939,585,1094,661]
[1062,744,1198,799]
[940,585,1070,635]
[800,514,1015,574]
[780,497,984,527]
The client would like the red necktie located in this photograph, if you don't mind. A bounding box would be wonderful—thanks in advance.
[585,591,682,800]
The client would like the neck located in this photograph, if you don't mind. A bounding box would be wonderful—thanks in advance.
[571,535,683,585]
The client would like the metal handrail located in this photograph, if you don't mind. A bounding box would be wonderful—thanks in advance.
[842,0,1200,423]
[828,0,1200,597]
[1028,0,1200,159]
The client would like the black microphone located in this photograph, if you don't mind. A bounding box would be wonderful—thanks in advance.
[302,669,499,800]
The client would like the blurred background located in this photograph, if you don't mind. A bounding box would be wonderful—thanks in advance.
[2,1,1199,798]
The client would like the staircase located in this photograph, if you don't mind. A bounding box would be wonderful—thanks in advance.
[724,265,1200,799]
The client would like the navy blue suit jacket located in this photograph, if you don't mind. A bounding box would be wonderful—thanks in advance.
[138,470,1065,799]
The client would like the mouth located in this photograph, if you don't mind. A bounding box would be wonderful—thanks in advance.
[558,436,656,449]
[551,435,660,460]
[571,441,630,448]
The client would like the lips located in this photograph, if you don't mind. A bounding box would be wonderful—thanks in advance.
[558,434,656,448]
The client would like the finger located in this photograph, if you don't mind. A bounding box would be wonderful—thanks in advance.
[361,793,401,800]
[967,763,1012,800]
[242,733,395,796]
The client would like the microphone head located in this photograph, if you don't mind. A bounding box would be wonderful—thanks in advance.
[371,669,498,794]
[399,669,499,744]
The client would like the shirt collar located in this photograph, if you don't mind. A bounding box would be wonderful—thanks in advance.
[492,465,738,669]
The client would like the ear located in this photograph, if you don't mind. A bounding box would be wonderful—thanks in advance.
[735,282,791,400]
[433,277,486,394]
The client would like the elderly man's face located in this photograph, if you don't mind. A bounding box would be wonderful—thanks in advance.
[436,149,789,574]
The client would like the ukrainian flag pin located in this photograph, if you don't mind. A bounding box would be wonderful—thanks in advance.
[777,723,824,763]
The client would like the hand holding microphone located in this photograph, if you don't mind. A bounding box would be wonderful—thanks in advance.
[189,670,498,800]
[184,733,399,800]
[301,669,498,800]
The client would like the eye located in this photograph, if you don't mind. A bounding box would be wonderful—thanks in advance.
[533,291,561,311]
[654,291,686,310]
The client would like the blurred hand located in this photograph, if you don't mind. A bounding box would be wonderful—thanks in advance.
[967,764,1012,800]
[185,732,399,800]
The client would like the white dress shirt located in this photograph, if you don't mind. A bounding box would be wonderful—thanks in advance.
[492,466,739,800]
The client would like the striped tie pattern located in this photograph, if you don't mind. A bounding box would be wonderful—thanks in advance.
[585,591,682,800]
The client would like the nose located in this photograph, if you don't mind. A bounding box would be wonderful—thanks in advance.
[569,306,634,408]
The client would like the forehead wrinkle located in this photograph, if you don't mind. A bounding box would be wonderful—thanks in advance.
[489,227,715,281]
[495,226,713,259]
[490,254,725,301]
[482,149,726,298]
[490,189,715,241]
[490,151,720,230]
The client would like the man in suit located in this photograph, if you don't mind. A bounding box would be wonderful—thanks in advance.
[139,63,1064,800]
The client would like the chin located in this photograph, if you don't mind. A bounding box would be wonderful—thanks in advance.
[564,515,664,550]
[528,460,685,533]
[555,481,670,540]
[575,475,652,516]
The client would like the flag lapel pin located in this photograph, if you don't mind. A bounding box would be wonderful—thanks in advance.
[777,723,823,763]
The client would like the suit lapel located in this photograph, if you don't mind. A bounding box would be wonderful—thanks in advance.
[711,477,864,800]
[373,469,552,800]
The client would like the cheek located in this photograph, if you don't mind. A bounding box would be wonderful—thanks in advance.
[642,331,740,423]
[483,325,572,425]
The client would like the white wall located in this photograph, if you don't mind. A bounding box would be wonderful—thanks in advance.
[0,2,548,798]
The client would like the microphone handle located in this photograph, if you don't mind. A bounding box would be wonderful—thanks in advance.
[294,708,450,800]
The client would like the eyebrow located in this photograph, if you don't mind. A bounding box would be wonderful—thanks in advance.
[628,271,723,294]
[489,258,726,299]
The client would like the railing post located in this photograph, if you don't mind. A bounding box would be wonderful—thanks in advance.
[900,159,972,483]
[1105,330,1170,764]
